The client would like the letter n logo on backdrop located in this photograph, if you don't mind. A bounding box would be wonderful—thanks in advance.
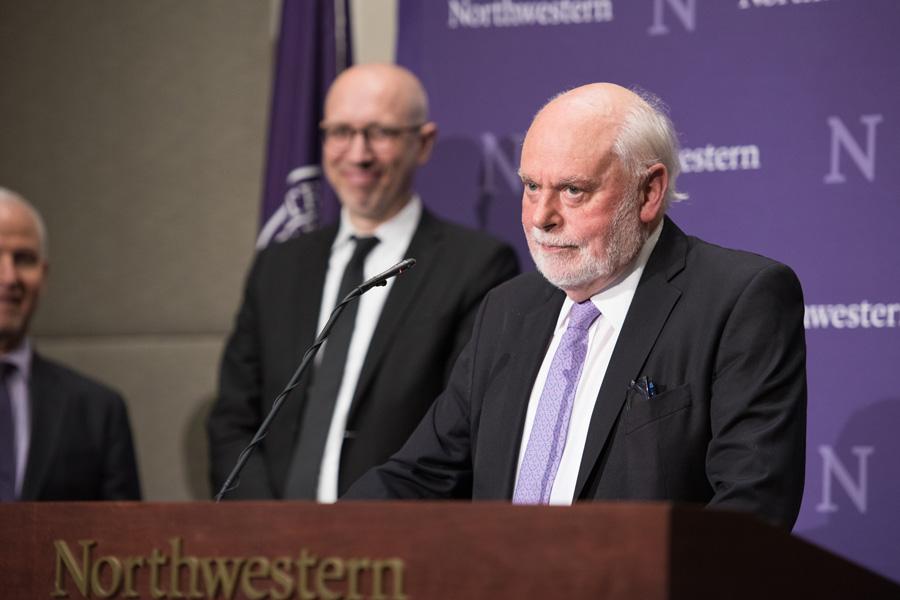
[647,0,696,35]
[823,114,883,184]
[816,445,874,514]
[478,132,523,228]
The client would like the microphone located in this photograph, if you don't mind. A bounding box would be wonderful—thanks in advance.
[357,258,416,294]
[214,257,417,501]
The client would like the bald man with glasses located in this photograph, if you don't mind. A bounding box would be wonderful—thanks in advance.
[208,64,518,502]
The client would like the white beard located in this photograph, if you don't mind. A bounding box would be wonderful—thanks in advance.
[526,190,648,293]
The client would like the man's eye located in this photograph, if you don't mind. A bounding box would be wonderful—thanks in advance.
[367,126,399,140]
[13,252,38,267]
[565,186,582,196]
[330,125,354,139]
[524,182,538,192]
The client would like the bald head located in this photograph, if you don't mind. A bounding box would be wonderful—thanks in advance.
[533,83,638,133]
[325,63,430,125]
[0,188,47,259]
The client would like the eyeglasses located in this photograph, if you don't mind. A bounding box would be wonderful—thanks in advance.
[320,123,424,151]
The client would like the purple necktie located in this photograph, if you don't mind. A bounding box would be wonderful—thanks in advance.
[0,363,17,502]
[514,300,601,504]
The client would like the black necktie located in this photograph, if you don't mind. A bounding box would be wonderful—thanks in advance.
[0,363,18,502]
[284,235,380,498]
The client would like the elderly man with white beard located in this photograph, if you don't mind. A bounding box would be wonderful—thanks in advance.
[343,83,807,530]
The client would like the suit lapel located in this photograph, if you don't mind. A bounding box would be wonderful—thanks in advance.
[477,285,564,498]
[290,227,335,368]
[346,210,439,422]
[573,218,687,498]
[268,227,335,484]
[20,355,65,500]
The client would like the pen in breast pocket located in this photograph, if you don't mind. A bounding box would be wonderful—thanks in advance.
[628,376,656,399]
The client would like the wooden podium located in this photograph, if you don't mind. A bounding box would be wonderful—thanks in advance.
[1,501,896,599]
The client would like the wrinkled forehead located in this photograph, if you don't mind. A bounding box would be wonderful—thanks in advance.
[520,105,622,176]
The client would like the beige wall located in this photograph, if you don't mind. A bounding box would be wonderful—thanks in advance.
[0,1,398,500]
[352,0,398,64]
[0,1,274,501]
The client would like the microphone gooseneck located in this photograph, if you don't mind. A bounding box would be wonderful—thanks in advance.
[357,258,416,294]
[214,257,417,502]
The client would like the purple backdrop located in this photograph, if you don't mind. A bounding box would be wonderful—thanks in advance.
[397,0,900,582]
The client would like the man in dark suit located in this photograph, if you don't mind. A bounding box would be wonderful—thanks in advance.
[0,188,141,501]
[344,83,807,529]
[207,64,518,501]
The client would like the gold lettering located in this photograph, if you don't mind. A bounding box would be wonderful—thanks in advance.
[52,540,406,600]
[371,559,407,600]
[316,557,345,600]
[239,557,270,600]
[90,555,123,598]
[345,558,369,600]
[169,537,202,598]
[121,556,145,598]
[199,557,245,600]
[53,539,94,597]
[148,547,169,599]
[269,557,295,600]
[296,549,317,600]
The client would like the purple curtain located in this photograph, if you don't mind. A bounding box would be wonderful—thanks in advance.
[257,0,352,248]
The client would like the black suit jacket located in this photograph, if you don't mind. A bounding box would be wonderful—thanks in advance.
[20,354,141,501]
[345,218,807,529]
[207,209,519,498]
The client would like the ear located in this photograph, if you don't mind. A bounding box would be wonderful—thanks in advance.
[639,163,668,225]
[38,260,49,291]
[415,122,438,165]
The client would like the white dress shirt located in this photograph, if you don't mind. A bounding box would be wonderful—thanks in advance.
[515,221,663,505]
[315,196,421,502]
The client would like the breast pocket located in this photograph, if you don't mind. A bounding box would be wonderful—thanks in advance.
[623,383,692,435]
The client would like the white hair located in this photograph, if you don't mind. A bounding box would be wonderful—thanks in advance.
[0,187,49,258]
[528,85,687,209]
[612,89,688,209]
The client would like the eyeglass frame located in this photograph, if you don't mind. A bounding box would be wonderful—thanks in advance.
[319,122,426,151]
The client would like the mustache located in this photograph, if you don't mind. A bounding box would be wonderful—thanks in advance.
[527,227,582,248]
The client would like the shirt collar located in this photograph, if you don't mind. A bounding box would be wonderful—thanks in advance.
[555,219,664,334]
[2,337,33,379]
[334,195,422,249]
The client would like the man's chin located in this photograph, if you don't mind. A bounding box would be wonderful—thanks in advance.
[0,313,22,328]
[536,263,592,291]
[535,253,616,293]
[339,190,379,209]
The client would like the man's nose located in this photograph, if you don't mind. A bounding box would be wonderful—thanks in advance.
[345,130,375,163]
[529,193,561,231]
[0,255,16,284]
